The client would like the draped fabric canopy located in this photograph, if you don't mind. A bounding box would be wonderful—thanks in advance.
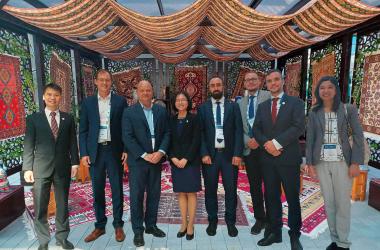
[4,0,380,63]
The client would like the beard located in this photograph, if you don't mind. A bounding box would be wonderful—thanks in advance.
[211,91,223,100]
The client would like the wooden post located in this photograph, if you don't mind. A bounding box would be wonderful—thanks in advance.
[339,34,353,103]
[300,49,309,101]
[27,33,45,111]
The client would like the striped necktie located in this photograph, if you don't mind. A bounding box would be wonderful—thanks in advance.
[50,111,59,140]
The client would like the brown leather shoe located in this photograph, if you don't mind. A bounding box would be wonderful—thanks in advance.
[115,227,126,242]
[84,228,105,242]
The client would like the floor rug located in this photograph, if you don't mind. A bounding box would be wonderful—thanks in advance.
[236,170,327,238]
[25,166,327,238]
[25,180,130,233]
[157,193,248,226]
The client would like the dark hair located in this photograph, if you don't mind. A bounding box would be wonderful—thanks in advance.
[244,71,259,77]
[312,76,341,112]
[172,91,192,112]
[95,69,112,80]
[209,73,223,83]
[43,83,62,94]
[265,69,282,78]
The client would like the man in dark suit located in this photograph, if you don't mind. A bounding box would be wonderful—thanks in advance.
[79,69,128,243]
[253,69,305,250]
[23,83,79,250]
[122,80,170,247]
[238,71,271,235]
[198,76,243,237]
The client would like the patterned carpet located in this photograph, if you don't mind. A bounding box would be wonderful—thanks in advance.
[25,164,327,238]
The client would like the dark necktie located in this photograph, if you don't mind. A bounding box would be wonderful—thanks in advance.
[248,95,255,120]
[50,111,58,140]
[271,98,279,123]
[216,101,221,127]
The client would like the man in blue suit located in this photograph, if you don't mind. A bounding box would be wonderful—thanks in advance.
[253,69,305,250]
[198,76,243,237]
[79,69,128,243]
[122,80,170,247]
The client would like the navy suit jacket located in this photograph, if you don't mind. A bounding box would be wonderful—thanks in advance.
[253,94,305,166]
[198,99,243,160]
[79,93,128,163]
[122,103,170,168]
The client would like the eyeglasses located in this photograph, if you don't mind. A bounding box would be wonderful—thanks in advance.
[175,99,188,103]
[244,78,259,82]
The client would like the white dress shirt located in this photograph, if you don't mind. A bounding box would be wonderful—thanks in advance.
[212,96,225,148]
[98,93,111,143]
[45,108,60,128]
[246,92,258,128]
[45,108,78,169]
[271,92,284,150]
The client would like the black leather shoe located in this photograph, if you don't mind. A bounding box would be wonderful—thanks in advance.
[177,228,187,238]
[56,239,74,249]
[227,224,238,237]
[290,236,303,250]
[38,244,48,250]
[186,227,194,241]
[336,246,349,250]
[251,220,266,235]
[257,233,282,246]
[145,225,166,237]
[133,233,145,247]
[326,242,337,250]
[206,222,217,236]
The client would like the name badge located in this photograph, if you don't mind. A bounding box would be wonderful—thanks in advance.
[323,144,339,161]
[99,125,109,141]
[151,139,155,150]
[216,128,224,147]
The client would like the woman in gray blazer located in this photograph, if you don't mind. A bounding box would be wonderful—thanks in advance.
[305,76,364,250]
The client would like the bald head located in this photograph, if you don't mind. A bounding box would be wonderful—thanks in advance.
[137,80,153,90]
[137,80,153,107]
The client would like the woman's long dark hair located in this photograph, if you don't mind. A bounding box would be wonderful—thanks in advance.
[312,76,341,113]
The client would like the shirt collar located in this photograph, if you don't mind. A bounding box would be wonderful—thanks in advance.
[140,101,153,110]
[249,91,258,98]
[98,93,111,101]
[211,96,225,104]
[45,107,59,116]
[271,91,284,100]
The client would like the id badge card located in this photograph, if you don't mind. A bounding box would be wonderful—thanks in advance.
[323,144,338,161]
[99,125,108,141]
[216,128,224,145]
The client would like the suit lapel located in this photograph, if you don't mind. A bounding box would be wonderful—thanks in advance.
[153,104,159,132]
[175,113,190,138]
[110,94,116,123]
[263,100,274,127]
[317,108,325,134]
[93,95,100,127]
[56,111,66,139]
[240,96,248,132]
[273,94,287,127]
[337,103,345,137]
[137,103,150,130]
[257,90,264,104]
[223,100,231,126]
[40,112,55,141]
[206,100,215,127]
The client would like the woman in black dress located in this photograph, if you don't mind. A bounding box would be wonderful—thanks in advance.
[169,91,201,240]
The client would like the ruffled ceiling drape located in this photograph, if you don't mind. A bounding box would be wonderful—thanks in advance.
[4,0,380,62]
